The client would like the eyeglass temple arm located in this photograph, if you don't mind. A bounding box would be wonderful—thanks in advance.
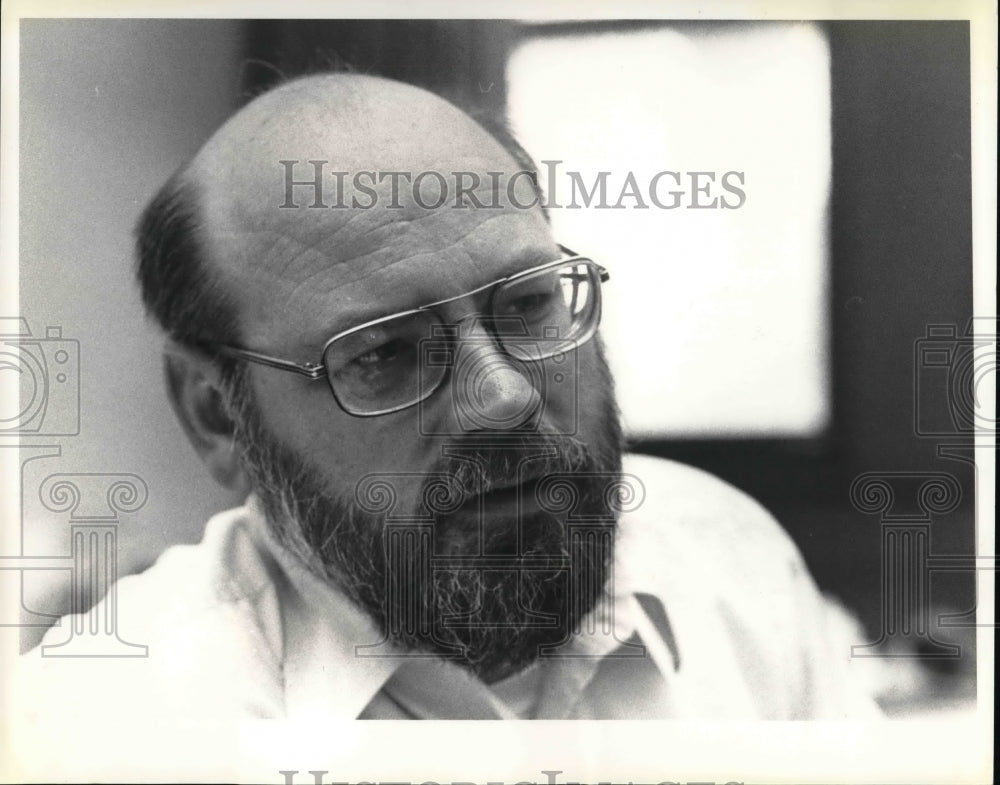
[212,344,327,379]
[559,244,609,282]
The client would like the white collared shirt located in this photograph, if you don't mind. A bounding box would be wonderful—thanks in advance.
[16,455,877,721]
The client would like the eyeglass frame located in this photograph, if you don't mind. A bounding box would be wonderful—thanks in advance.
[204,244,610,417]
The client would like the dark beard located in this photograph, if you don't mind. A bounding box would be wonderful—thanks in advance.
[227,351,625,683]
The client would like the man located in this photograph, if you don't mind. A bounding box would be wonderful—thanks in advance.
[20,73,873,719]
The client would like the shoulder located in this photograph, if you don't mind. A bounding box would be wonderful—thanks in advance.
[618,454,878,718]
[618,452,809,628]
[17,503,285,721]
[619,452,802,574]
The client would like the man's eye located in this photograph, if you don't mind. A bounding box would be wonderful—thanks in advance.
[351,339,406,369]
[504,291,556,315]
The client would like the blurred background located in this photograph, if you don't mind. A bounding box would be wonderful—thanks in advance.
[9,18,978,716]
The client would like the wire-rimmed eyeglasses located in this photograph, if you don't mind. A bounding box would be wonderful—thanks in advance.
[203,246,609,416]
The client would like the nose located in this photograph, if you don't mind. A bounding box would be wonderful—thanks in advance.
[450,328,542,432]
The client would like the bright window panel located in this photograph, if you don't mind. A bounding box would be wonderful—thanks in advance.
[507,23,831,438]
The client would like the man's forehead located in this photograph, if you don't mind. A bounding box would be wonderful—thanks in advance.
[224,202,555,354]
[187,74,555,348]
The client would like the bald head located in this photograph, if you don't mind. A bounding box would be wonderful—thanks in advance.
[192,74,512,189]
[136,74,546,352]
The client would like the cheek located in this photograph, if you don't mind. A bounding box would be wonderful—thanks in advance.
[248,369,438,499]
[540,343,611,435]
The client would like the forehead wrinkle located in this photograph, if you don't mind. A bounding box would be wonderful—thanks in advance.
[206,201,407,303]
[248,200,546,296]
[271,225,492,323]
[219,211,430,303]
[301,209,553,297]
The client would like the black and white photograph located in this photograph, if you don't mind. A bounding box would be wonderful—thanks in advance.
[1,2,995,783]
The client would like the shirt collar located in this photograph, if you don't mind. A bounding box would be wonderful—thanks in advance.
[245,496,405,719]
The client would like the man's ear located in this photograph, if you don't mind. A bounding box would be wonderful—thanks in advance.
[162,342,251,495]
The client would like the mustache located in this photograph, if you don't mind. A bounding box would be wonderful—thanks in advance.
[351,432,594,519]
[430,433,591,496]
